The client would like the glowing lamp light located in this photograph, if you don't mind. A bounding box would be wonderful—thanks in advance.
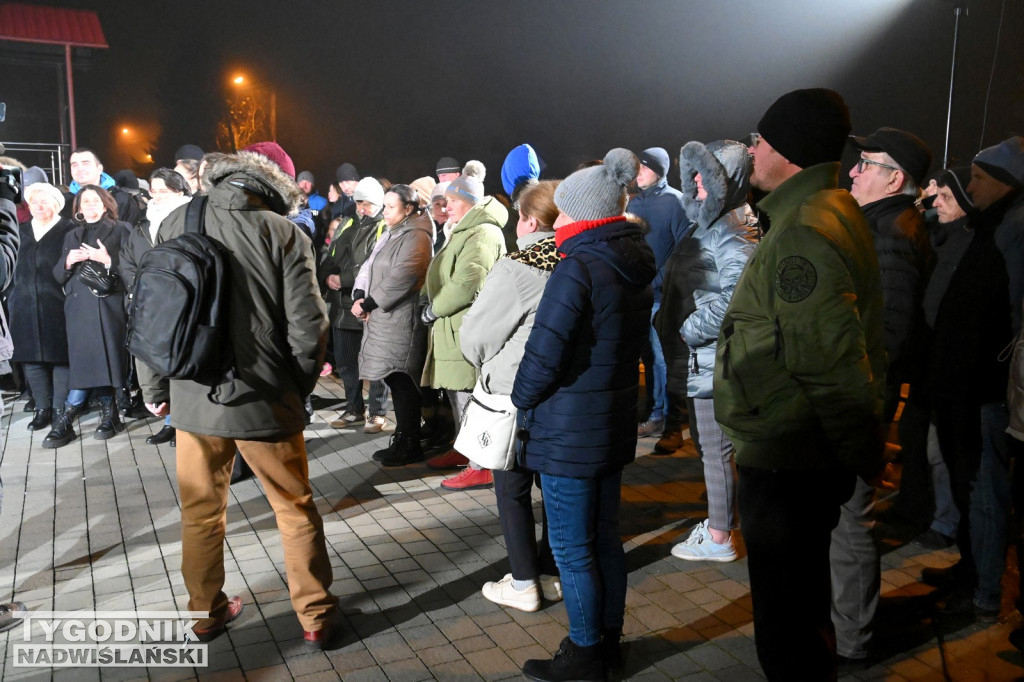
[233,75,245,85]
[121,127,129,134]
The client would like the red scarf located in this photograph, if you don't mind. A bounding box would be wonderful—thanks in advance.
[554,216,622,250]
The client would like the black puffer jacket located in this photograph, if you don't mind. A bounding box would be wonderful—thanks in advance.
[859,194,933,384]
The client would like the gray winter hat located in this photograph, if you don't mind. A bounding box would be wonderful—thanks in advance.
[23,166,48,188]
[640,147,670,178]
[297,170,315,185]
[445,161,486,205]
[974,136,1024,189]
[554,148,638,222]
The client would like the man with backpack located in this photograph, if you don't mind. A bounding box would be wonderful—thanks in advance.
[136,144,341,648]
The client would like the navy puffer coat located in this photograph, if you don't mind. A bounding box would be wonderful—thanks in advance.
[511,217,656,478]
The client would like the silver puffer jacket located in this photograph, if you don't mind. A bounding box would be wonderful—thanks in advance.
[674,140,761,398]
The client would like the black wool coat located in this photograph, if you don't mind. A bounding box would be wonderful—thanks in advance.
[53,218,132,389]
[10,218,76,363]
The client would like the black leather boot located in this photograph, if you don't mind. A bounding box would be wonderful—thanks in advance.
[94,396,125,440]
[27,408,52,431]
[522,637,604,682]
[42,402,80,449]
[600,629,624,672]
[146,425,176,445]
[380,432,425,467]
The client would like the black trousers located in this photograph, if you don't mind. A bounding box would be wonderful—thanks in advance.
[738,464,854,681]
[493,466,557,581]
[22,362,70,412]
[384,372,420,437]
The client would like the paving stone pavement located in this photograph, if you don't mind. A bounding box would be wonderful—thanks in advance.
[0,378,1020,680]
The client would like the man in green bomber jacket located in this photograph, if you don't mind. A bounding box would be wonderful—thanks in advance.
[713,89,886,681]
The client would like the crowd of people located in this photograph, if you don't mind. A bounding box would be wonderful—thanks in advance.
[0,84,1022,681]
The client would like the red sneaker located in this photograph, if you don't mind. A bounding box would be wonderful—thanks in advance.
[440,467,493,491]
[191,596,244,643]
[426,448,469,470]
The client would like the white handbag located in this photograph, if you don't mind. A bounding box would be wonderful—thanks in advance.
[454,380,518,471]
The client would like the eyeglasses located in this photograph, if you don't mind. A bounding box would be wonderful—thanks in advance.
[855,157,899,174]
[749,133,761,149]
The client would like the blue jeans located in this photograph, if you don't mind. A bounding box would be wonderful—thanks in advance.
[540,470,626,647]
[970,402,1012,610]
[642,301,666,422]
[67,389,89,406]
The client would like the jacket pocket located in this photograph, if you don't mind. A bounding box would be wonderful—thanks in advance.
[716,320,795,429]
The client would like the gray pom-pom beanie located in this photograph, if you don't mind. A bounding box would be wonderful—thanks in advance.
[554,148,638,221]
[445,160,486,205]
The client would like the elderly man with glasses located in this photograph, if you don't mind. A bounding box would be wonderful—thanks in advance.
[829,127,934,669]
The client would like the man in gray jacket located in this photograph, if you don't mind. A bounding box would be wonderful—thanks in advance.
[139,144,340,649]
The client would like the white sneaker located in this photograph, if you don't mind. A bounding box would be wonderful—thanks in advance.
[482,574,541,612]
[540,574,562,602]
[671,520,737,562]
[364,415,386,434]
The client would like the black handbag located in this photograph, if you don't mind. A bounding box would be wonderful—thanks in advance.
[76,259,119,297]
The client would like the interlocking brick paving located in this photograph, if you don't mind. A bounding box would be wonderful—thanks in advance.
[0,378,1019,680]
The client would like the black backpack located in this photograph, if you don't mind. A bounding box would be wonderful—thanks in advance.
[126,196,233,384]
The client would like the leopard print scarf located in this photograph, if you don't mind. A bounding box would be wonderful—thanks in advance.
[507,235,559,272]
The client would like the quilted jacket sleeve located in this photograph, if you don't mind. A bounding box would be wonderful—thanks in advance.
[430,226,504,318]
[370,229,431,312]
[460,260,526,371]
[512,257,589,410]
[682,212,758,348]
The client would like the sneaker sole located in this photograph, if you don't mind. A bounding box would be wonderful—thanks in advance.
[380,455,425,467]
[670,549,737,563]
[440,482,494,491]
[482,594,540,612]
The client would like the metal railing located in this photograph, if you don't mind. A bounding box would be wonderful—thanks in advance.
[0,141,69,187]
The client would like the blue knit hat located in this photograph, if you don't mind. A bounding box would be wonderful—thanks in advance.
[974,136,1024,189]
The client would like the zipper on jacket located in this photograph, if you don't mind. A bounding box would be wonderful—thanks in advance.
[690,349,699,376]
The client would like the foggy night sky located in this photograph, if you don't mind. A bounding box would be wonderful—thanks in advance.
[3,0,1023,193]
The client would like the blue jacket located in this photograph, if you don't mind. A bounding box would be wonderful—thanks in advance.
[627,177,691,300]
[511,217,656,478]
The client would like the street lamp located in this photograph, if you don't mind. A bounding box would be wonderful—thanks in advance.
[230,73,276,142]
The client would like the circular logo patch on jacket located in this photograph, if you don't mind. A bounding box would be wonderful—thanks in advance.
[775,256,817,303]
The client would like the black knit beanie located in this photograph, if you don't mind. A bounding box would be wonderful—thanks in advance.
[757,88,851,169]
[937,167,975,213]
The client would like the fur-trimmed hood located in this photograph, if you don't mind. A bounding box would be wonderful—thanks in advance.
[201,151,305,216]
[680,140,752,230]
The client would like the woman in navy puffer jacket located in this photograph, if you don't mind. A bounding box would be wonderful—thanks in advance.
[512,149,655,682]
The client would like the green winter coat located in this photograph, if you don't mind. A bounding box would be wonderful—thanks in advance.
[713,163,887,480]
[138,152,327,438]
[421,196,507,390]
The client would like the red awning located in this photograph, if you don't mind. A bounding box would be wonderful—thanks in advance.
[0,3,107,49]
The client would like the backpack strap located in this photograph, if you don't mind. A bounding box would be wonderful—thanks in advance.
[184,195,209,235]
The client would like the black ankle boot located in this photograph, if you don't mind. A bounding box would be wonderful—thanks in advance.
[95,396,125,440]
[42,402,80,449]
[600,629,624,672]
[380,432,425,467]
[523,637,604,682]
[372,433,400,462]
[146,425,175,445]
[28,408,53,431]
